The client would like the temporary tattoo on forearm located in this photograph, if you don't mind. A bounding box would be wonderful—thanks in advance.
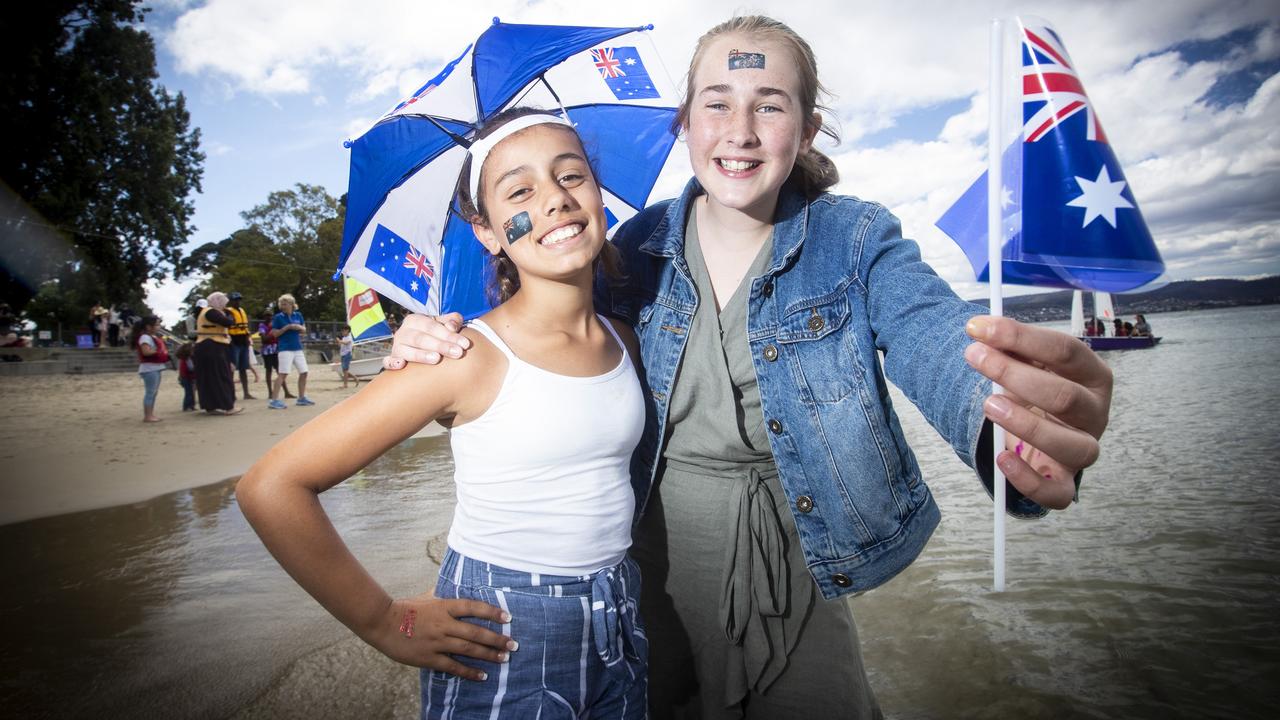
[399,609,417,638]
[728,50,766,70]
[503,211,533,244]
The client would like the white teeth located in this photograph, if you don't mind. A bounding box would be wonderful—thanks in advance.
[719,159,760,172]
[540,224,582,245]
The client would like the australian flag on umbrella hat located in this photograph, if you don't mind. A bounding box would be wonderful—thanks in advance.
[936,17,1164,293]
[337,19,680,319]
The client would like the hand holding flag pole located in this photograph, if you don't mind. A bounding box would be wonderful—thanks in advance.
[943,16,1132,591]
[987,18,1008,592]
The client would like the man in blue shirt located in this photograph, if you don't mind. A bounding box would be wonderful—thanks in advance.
[268,293,314,408]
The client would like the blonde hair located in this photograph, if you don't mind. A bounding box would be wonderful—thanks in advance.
[676,15,840,197]
[277,293,296,309]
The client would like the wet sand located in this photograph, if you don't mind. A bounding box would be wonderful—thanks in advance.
[0,369,444,525]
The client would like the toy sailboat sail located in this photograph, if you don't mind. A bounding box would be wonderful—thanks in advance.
[936,16,1166,591]
[937,16,1165,349]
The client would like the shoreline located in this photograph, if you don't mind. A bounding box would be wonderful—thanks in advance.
[0,371,444,526]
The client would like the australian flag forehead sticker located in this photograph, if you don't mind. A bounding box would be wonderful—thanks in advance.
[591,46,661,101]
[728,49,766,70]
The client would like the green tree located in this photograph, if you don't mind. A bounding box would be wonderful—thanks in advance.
[0,0,204,328]
[181,185,346,323]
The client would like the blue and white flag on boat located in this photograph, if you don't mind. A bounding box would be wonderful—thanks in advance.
[937,18,1164,293]
[337,20,679,319]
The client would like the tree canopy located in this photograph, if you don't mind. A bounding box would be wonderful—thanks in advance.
[0,0,204,329]
[181,184,346,324]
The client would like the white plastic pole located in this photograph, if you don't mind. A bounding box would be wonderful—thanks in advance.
[987,18,1007,592]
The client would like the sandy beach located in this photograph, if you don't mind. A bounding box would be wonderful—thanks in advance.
[0,367,444,525]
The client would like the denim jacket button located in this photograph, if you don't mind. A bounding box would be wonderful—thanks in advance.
[762,344,778,362]
[807,314,825,332]
[832,573,852,588]
[796,495,814,513]
[762,281,774,298]
[767,419,783,435]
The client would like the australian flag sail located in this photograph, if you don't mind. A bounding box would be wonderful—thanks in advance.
[937,18,1163,292]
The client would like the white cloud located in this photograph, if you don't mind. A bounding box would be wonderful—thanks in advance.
[144,274,204,326]
[156,0,1280,286]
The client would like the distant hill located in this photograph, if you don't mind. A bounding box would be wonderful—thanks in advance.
[965,276,1280,323]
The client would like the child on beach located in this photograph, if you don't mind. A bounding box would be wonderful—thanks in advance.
[387,15,1114,718]
[132,315,168,423]
[237,109,648,719]
[175,341,196,411]
[338,325,357,388]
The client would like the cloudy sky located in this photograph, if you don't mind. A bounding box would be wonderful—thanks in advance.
[140,0,1280,323]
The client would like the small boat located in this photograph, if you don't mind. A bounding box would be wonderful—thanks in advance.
[1071,290,1160,351]
[1083,335,1160,350]
[332,276,393,380]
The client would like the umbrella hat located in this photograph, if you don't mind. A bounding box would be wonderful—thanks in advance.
[338,19,680,320]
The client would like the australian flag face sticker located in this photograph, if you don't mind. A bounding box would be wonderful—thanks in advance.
[503,211,532,244]
[591,46,661,101]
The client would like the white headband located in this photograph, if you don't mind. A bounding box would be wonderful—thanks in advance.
[467,114,574,202]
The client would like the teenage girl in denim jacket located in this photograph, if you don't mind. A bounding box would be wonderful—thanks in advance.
[387,16,1113,719]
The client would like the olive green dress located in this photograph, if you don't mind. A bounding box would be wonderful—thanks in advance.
[632,209,883,719]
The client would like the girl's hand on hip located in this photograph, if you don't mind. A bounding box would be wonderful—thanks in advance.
[383,312,471,370]
[373,593,516,680]
[964,315,1113,510]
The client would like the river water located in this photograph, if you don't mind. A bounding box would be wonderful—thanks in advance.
[2,305,1277,719]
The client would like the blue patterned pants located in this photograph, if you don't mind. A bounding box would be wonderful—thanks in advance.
[421,548,647,719]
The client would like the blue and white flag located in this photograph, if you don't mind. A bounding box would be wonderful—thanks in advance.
[937,19,1164,293]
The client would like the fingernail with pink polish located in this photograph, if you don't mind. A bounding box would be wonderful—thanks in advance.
[997,452,1017,473]
[985,395,1012,419]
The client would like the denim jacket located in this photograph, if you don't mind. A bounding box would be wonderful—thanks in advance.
[599,179,1046,600]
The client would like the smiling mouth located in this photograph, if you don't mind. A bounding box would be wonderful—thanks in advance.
[539,223,583,246]
[717,159,761,172]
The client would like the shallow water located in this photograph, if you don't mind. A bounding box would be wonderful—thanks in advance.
[2,305,1278,719]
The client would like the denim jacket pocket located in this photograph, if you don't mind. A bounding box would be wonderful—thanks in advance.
[775,291,859,403]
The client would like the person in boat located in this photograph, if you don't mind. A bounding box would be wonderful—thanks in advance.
[238,109,649,718]
[1114,318,1128,337]
[1133,314,1152,337]
[383,15,1113,717]
[1085,316,1099,337]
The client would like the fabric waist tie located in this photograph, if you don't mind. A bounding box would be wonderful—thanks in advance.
[590,559,644,669]
[665,458,798,698]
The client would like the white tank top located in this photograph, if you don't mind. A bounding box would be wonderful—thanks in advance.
[446,316,644,575]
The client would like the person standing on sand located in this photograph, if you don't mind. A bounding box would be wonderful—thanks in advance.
[338,325,358,388]
[194,292,242,416]
[132,315,168,423]
[268,294,313,409]
[225,292,256,400]
[258,311,294,399]
[175,341,196,412]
